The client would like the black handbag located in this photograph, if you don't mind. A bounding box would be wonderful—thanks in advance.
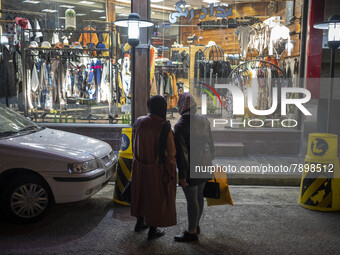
[203,177,220,199]
[121,179,131,203]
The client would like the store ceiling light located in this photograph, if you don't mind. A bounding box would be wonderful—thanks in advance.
[91,10,105,13]
[115,0,131,4]
[79,1,95,5]
[59,17,66,19]
[115,6,125,9]
[23,0,40,4]
[60,5,75,8]
[202,0,220,3]
[176,4,192,8]
[151,4,174,11]
[99,16,106,19]
[76,13,86,16]
[42,9,58,13]
[150,0,164,2]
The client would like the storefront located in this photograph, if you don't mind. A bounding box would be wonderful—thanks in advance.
[0,0,339,155]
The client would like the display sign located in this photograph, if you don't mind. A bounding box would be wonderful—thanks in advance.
[169,0,233,24]
[199,16,260,30]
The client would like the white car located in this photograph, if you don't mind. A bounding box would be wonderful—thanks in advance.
[0,105,117,222]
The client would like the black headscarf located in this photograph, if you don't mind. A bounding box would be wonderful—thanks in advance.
[147,96,170,164]
[147,95,167,120]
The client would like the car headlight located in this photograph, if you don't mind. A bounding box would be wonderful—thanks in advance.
[68,159,99,173]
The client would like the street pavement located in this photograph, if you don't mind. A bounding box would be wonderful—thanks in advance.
[1,183,340,255]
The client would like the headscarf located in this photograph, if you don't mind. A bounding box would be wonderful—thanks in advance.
[147,96,170,163]
[177,93,197,115]
[147,95,167,120]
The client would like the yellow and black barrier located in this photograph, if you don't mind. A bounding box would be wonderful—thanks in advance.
[113,128,133,206]
[298,133,340,211]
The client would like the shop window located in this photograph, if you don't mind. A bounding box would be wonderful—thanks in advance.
[150,0,304,130]
[0,0,132,124]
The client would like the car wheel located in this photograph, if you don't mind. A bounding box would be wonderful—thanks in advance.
[1,175,52,223]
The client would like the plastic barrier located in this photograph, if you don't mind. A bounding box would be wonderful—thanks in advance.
[113,128,133,206]
[298,133,340,211]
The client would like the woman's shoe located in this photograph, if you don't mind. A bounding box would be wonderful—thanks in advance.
[148,227,165,240]
[174,231,198,242]
[134,222,148,232]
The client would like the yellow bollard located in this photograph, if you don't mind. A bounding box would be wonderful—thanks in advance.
[113,128,133,206]
[298,133,340,211]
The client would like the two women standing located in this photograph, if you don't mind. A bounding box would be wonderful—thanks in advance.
[130,93,214,242]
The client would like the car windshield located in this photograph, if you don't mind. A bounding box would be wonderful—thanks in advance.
[0,105,43,137]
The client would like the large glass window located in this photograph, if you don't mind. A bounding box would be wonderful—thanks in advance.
[150,0,304,132]
[0,0,132,124]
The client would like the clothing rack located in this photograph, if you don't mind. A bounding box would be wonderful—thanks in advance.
[21,28,117,119]
[24,29,111,34]
[0,9,47,115]
[0,9,46,27]
[0,20,16,24]
[228,59,286,78]
[0,9,45,16]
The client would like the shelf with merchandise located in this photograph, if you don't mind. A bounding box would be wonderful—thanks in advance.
[23,29,112,34]
[25,47,109,52]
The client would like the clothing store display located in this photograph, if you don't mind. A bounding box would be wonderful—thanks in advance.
[41,41,51,49]
[250,22,270,56]
[54,42,64,49]
[0,46,17,105]
[269,24,291,59]
[34,19,43,42]
[15,17,28,29]
[78,26,99,47]
[234,25,256,59]
[154,70,179,108]
[29,41,38,48]
[71,41,82,49]
[52,32,59,45]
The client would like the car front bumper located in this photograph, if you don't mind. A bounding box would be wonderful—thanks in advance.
[46,163,116,203]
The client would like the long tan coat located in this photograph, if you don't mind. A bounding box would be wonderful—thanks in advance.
[131,114,177,227]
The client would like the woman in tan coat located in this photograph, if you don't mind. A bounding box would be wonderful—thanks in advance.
[131,95,177,240]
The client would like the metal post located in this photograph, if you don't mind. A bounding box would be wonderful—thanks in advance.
[327,47,336,132]
[297,0,310,130]
[131,46,136,124]
[21,28,28,116]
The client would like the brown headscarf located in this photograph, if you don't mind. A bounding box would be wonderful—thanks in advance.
[177,93,197,115]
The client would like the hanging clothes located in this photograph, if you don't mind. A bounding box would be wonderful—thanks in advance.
[250,22,270,56]
[269,24,291,59]
[34,19,43,42]
[169,73,178,108]
[0,46,17,105]
[78,26,99,47]
[117,72,126,105]
[234,25,256,60]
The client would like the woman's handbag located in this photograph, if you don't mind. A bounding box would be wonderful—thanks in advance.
[121,179,131,203]
[203,177,220,199]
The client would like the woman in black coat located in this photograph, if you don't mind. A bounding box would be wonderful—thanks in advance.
[174,93,215,242]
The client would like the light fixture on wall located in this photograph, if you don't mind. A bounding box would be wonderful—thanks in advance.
[314,14,340,132]
[114,13,154,47]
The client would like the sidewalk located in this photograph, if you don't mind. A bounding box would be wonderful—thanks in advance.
[1,184,339,255]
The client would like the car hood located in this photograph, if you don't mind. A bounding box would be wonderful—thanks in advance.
[1,128,111,161]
